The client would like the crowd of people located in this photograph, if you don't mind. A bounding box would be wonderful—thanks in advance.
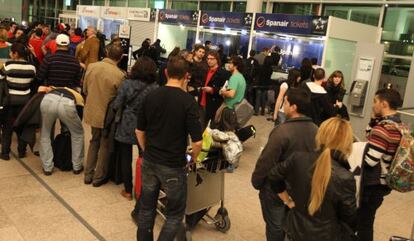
[0,19,409,241]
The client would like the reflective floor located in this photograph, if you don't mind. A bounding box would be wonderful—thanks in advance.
[0,116,413,241]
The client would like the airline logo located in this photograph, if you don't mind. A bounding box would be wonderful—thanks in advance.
[256,16,289,28]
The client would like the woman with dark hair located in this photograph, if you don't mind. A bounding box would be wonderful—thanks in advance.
[200,50,231,128]
[326,70,346,104]
[0,42,36,160]
[112,57,159,200]
[273,68,301,125]
[132,40,150,60]
[326,70,349,120]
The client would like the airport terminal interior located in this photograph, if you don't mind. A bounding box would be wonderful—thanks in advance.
[0,0,414,241]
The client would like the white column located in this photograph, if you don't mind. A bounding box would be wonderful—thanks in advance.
[246,0,262,13]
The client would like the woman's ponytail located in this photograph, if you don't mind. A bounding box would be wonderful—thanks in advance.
[308,147,332,216]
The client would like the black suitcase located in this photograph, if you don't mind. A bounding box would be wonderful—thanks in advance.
[52,131,72,171]
[236,125,256,142]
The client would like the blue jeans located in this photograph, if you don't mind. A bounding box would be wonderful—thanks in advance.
[137,160,187,241]
[39,93,84,172]
[255,88,267,113]
[259,188,286,241]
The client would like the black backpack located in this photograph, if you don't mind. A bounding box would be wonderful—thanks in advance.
[236,125,256,142]
[97,33,107,60]
[52,131,72,171]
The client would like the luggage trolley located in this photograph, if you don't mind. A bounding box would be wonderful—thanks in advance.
[156,149,231,241]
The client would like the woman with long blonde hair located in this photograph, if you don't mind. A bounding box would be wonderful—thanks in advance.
[269,117,357,241]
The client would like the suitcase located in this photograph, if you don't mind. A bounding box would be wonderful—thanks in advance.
[236,125,256,142]
[52,131,72,171]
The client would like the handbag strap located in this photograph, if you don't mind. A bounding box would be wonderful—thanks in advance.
[123,83,151,109]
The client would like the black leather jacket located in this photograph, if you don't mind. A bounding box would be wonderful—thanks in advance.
[269,150,357,241]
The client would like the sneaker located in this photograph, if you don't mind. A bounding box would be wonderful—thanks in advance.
[73,166,84,175]
[43,169,52,176]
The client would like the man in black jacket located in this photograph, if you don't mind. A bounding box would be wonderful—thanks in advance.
[301,68,335,125]
[199,51,230,128]
[252,88,318,241]
[136,57,202,241]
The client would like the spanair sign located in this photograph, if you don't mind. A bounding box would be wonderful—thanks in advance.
[158,9,198,26]
[199,11,253,29]
[100,7,127,19]
[76,5,101,18]
[254,13,328,36]
[127,8,151,21]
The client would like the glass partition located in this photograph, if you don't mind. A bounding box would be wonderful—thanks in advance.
[110,0,126,6]
[79,16,99,30]
[157,24,197,56]
[252,33,325,70]
[200,1,231,11]
[379,57,411,106]
[397,108,414,130]
[171,1,198,10]
[128,0,147,7]
[382,7,414,57]
[273,3,319,16]
[199,28,250,58]
[324,5,381,26]
[324,37,357,91]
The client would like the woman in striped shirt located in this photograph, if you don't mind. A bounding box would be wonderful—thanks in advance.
[0,42,36,160]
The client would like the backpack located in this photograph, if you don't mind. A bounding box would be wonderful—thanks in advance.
[243,58,259,84]
[52,131,73,171]
[236,125,256,142]
[381,120,414,192]
[97,33,107,60]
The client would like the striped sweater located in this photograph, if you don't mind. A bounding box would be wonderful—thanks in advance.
[0,60,36,106]
[364,115,402,186]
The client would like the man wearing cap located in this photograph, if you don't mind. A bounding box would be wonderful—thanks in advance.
[38,34,83,89]
[37,34,85,176]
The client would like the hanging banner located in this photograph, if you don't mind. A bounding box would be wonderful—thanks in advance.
[76,5,101,18]
[100,6,127,19]
[127,8,151,22]
[254,13,328,36]
[158,9,199,26]
[199,11,253,29]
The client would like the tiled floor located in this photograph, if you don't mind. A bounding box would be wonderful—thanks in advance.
[0,116,413,241]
